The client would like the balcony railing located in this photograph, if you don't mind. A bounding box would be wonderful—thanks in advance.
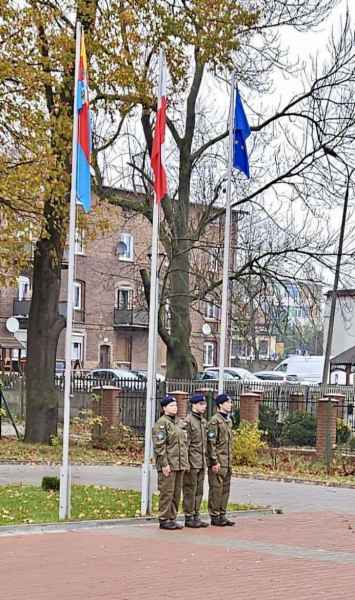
[58,302,85,324]
[13,299,31,329]
[113,308,149,328]
[13,299,31,317]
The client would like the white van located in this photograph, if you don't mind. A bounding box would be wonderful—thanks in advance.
[274,355,325,385]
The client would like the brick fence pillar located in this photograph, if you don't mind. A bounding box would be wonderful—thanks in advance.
[170,390,189,418]
[92,386,121,430]
[323,393,345,420]
[240,392,261,424]
[316,398,338,460]
[289,392,306,414]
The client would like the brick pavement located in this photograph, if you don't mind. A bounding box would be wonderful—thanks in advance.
[1,512,355,600]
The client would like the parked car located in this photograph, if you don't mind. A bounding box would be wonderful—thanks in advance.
[135,369,165,383]
[204,367,260,382]
[195,367,259,383]
[254,370,300,384]
[86,368,146,390]
[273,355,324,385]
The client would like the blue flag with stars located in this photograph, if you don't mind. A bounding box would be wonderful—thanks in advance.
[233,91,251,178]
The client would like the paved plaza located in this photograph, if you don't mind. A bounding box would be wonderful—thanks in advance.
[2,511,355,599]
[2,465,355,598]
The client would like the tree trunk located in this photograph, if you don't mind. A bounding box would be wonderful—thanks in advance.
[25,237,65,443]
[166,241,196,379]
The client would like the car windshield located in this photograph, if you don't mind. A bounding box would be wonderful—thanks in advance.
[205,370,239,380]
[228,368,258,381]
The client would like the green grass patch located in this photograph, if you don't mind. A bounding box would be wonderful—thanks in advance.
[0,484,256,526]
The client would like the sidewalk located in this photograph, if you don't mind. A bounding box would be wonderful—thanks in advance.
[2,511,355,599]
[1,463,355,513]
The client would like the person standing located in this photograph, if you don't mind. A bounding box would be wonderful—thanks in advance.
[183,393,209,528]
[207,393,235,526]
[152,394,189,530]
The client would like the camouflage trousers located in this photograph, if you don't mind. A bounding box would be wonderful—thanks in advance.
[182,468,205,517]
[157,470,184,521]
[207,467,231,517]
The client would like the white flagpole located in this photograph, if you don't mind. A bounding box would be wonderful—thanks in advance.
[141,49,165,516]
[59,21,81,520]
[218,74,236,395]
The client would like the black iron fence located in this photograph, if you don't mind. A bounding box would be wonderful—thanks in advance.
[3,372,355,437]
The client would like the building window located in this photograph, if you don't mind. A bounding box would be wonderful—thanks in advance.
[117,288,133,310]
[18,276,31,301]
[203,342,215,367]
[73,282,82,310]
[208,249,220,272]
[259,339,269,358]
[71,335,84,363]
[231,339,248,358]
[118,233,134,261]
[204,300,218,320]
[75,228,85,255]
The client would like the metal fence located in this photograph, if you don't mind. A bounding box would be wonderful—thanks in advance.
[3,372,355,435]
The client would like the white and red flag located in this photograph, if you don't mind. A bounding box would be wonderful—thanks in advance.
[151,54,168,202]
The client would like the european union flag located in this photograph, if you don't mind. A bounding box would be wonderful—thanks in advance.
[233,91,251,178]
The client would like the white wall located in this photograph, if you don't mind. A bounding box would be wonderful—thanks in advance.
[323,294,355,356]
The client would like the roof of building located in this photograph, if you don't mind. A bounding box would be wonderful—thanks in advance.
[0,336,25,350]
[330,345,355,366]
[325,289,355,298]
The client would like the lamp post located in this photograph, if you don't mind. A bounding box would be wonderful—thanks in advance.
[322,147,355,385]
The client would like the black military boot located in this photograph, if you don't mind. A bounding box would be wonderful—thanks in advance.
[210,515,226,526]
[219,516,235,526]
[159,520,183,530]
[185,516,200,528]
[194,516,209,528]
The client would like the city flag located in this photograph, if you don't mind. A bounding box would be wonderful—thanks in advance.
[233,90,251,178]
[151,56,168,203]
[76,32,91,212]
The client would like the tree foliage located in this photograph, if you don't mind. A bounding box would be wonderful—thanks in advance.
[1,1,355,439]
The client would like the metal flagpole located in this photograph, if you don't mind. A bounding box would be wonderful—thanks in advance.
[141,49,165,516]
[218,74,236,395]
[59,21,81,520]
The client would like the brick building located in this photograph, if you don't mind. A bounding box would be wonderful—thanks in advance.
[0,199,228,373]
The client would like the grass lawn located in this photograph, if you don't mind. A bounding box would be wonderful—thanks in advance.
[0,437,143,465]
[0,484,256,526]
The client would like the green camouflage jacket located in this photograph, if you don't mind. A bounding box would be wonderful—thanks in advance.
[152,414,189,471]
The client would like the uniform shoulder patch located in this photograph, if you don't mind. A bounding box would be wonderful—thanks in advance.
[155,430,166,441]
[208,430,216,440]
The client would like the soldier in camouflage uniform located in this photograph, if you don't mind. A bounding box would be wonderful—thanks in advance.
[152,394,189,530]
[183,393,209,528]
[207,393,235,526]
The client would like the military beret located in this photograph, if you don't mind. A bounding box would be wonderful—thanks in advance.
[190,393,207,404]
[160,394,177,407]
[215,393,231,405]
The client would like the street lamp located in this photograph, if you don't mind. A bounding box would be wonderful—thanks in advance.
[322,146,355,385]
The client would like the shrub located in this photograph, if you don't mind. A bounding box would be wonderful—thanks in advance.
[231,408,240,429]
[259,405,283,447]
[349,436,355,452]
[92,423,143,453]
[280,412,316,447]
[42,476,60,491]
[336,419,351,445]
[233,421,266,466]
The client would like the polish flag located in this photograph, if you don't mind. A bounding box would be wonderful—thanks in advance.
[151,55,168,203]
